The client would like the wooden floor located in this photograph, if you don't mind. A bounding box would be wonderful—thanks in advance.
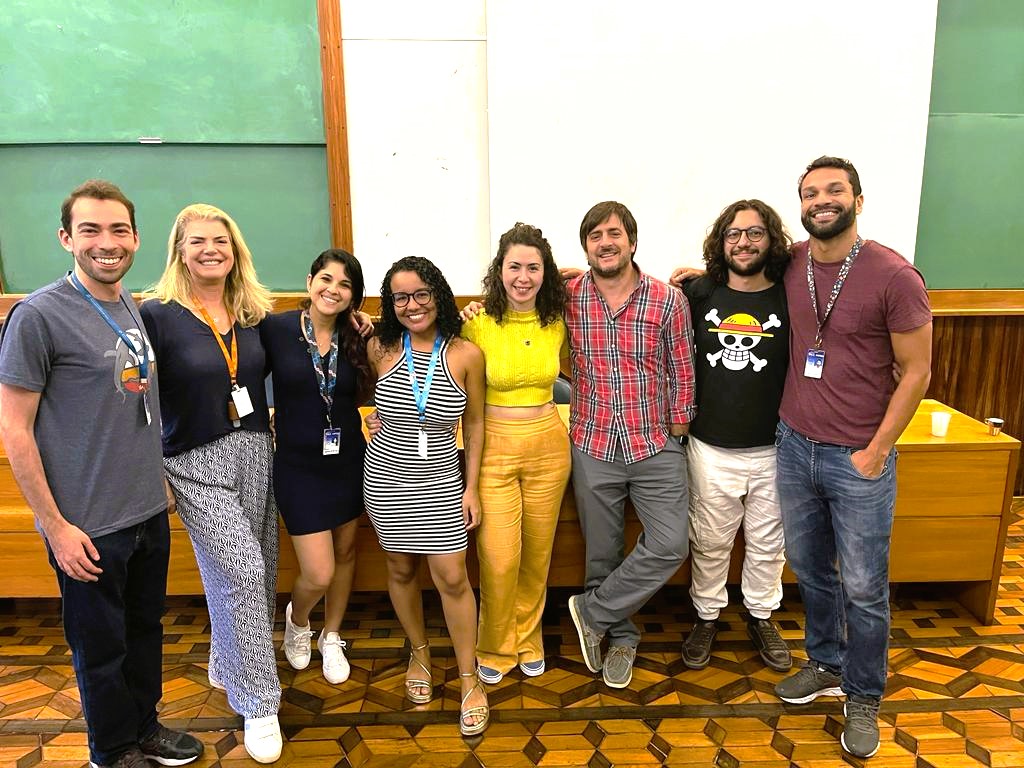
[1,500,1022,768]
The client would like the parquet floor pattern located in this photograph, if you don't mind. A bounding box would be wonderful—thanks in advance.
[1,501,1021,767]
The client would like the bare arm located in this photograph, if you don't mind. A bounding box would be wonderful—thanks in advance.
[458,342,486,530]
[852,322,933,477]
[0,383,102,581]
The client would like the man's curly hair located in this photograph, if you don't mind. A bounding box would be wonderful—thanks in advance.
[482,222,567,326]
[377,256,462,350]
[702,199,792,286]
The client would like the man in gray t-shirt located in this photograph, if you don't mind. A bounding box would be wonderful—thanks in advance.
[0,180,203,768]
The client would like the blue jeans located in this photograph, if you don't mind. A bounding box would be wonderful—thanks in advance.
[49,511,170,765]
[775,420,896,700]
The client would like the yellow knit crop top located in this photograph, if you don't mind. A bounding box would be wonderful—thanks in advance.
[461,309,568,407]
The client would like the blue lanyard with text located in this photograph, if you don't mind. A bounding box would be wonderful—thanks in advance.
[69,272,149,386]
[300,310,338,426]
[403,331,442,427]
[806,236,862,349]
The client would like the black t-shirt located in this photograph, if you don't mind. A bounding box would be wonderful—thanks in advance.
[260,310,365,465]
[140,299,271,456]
[683,276,789,448]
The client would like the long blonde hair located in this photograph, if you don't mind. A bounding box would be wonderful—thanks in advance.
[148,203,273,327]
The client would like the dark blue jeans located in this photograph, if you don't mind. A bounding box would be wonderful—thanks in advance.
[49,511,170,765]
[775,421,896,700]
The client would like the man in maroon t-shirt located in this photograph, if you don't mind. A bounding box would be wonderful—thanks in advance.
[773,157,932,760]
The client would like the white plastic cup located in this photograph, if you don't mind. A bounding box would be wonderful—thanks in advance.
[931,411,951,437]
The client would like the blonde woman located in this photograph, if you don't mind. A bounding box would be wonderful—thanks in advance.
[140,204,282,764]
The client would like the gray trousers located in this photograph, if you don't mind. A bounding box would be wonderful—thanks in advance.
[571,440,690,646]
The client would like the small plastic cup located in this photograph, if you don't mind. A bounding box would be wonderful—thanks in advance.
[931,411,951,437]
[985,417,1004,436]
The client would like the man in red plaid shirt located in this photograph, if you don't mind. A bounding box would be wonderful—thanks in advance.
[566,201,696,688]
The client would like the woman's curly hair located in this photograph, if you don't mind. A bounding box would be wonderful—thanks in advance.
[377,256,462,350]
[482,222,567,326]
[302,249,375,404]
[702,199,792,286]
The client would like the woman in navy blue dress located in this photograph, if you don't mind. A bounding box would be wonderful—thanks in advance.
[261,249,373,685]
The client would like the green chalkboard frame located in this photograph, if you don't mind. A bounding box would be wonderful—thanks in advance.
[0,1,324,144]
[0,144,332,292]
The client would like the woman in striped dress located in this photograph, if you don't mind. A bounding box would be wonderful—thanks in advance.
[363,256,488,737]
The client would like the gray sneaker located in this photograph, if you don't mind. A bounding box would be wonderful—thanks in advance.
[602,645,636,688]
[774,661,844,704]
[841,697,881,758]
[568,594,603,672]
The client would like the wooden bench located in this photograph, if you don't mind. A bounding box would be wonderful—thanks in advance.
[0,401,1018,624]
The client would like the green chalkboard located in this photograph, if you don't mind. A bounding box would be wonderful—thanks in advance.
[0,1,324,143]
[915,0,1024,288]
[0,144,331,291]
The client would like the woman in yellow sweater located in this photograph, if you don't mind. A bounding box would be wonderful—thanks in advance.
[461,222,571,684]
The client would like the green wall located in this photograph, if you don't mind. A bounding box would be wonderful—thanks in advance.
[915,0,1024,288]
[0,0,329,292]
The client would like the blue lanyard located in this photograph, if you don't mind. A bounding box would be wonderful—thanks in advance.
[403,332,442,425]
[300,310,338,424]
[69,272,149,383]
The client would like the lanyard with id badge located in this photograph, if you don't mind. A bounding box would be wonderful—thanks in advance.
[404,331,442,460]
[804,236,862,379]
[69,272,154,425]
[193,300,253,427]
[300,310,342,455]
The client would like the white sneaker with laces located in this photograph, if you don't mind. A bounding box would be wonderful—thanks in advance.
[243,714,282,764]
[282,602,312,670]
[318,630,350,684]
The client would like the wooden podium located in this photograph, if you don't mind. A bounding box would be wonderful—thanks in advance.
[1,401,1018,624]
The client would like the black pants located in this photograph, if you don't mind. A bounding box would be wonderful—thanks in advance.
[50,511,170,765]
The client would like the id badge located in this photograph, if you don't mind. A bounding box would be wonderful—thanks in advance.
[323,428,341,456]
[417,428,428,459]
[804,348,825,379]
[143,392,152,426]
[231,385,255,418]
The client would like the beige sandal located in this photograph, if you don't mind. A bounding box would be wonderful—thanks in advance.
[405,642,432,704]
[459,670,489,737]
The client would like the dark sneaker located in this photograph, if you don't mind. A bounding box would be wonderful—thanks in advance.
[568,594,603,672]
[774,661,844,704]
[89,747,150,768]
[139,724,204,766]
[747,618,793,672]
[841,697,881,758]
[602,645,636,688]
[681,619,718,669]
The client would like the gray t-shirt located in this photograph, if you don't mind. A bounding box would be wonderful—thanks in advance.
[0,276,166,538]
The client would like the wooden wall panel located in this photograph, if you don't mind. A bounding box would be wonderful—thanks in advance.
[928,315,1024,493]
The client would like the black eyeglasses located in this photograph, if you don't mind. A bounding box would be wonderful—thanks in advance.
[392,289,433,307]
[724,226,767,244]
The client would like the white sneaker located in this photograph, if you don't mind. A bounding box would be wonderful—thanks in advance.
[318,630,350,684]
[243,714,282,764]
[281,603,312,670]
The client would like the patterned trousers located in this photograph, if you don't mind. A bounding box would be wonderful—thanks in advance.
[165,430,281,719]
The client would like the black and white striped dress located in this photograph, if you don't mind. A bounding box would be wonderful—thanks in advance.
[363,338,469,553]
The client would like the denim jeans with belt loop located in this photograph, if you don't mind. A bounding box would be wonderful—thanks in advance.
[775,420,896,700]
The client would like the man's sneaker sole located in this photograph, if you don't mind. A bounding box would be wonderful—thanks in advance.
[602,668,632,688]
[568,596,601,673]
[778,685,845,705]
[477,666,504,685]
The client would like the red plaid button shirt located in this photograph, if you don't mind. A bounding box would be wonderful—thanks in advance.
[566,266,696,464]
